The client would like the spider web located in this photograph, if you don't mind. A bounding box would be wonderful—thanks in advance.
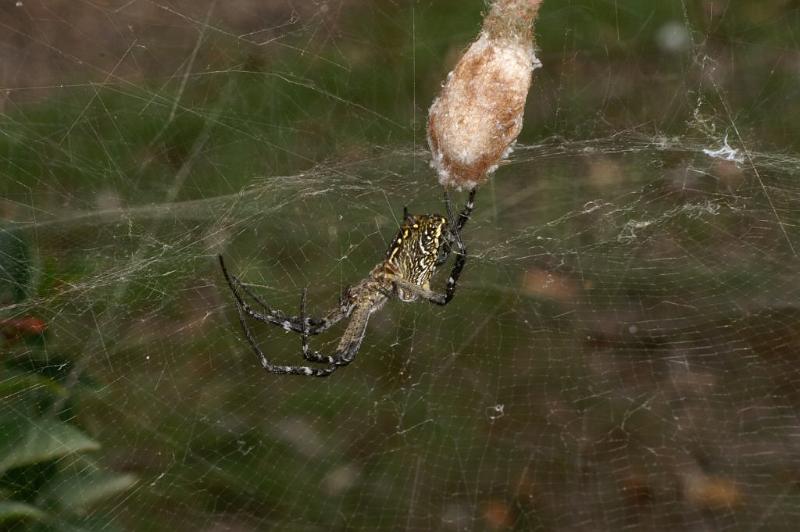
[2,1,800,530]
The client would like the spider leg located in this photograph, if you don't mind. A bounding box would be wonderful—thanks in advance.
[439,188,476,264]
[455,187,477,234]
[433,189,475,301]
[219,255,345,335]
[443,248,467,303]
[303,306,372,368]
[228,287,337,377]
[443,187,476,234]
[391,247,467,306]
[299,288,337,365]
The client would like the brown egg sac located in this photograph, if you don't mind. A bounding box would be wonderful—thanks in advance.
[427,0,543,190]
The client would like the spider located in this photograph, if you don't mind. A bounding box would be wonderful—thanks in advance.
[219,188,476,377]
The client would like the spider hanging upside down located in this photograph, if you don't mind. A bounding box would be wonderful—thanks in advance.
[219,188,476,377]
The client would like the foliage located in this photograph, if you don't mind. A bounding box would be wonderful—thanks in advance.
[0,229,136,531]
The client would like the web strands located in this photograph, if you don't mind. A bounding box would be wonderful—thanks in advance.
[2,0,800,529]
[4,140,799,529]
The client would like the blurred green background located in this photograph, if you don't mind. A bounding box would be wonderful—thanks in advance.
[1,0,800,530]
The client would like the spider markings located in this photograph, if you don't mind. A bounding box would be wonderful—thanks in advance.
[385,214,447,302]
[219,188,476,377]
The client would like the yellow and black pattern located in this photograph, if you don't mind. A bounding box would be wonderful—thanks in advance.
[386,214,447,301]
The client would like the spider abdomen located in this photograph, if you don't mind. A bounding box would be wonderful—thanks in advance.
[384,214,448,298]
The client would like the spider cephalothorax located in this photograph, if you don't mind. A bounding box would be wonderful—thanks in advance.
[219,188,475,377]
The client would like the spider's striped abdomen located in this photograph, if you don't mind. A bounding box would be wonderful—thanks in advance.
[385,214,448,301]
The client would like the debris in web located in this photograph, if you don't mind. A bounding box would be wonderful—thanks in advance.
[702,135,743,163]
[427,0,543,190]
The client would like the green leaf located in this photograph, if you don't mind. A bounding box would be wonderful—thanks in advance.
[0,500,47,523]
[0,419,100,475]
[41,469,137,513]
[0,372,68,401]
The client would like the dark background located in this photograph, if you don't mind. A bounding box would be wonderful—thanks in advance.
[1,1,799,530]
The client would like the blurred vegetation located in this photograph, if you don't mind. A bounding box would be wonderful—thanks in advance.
[0,230,136,531]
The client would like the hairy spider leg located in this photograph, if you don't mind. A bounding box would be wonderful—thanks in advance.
[443,249,467,303]
[229,282,336,377]
[441,188,474,303]
[391,248,466,306]
[218,255,346,335]
[439,187,477,265]
[298,288,337,365]
[220,255,362,377]
[456,187,477,234]
[443,187,477,235]
[302,305,373,370]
